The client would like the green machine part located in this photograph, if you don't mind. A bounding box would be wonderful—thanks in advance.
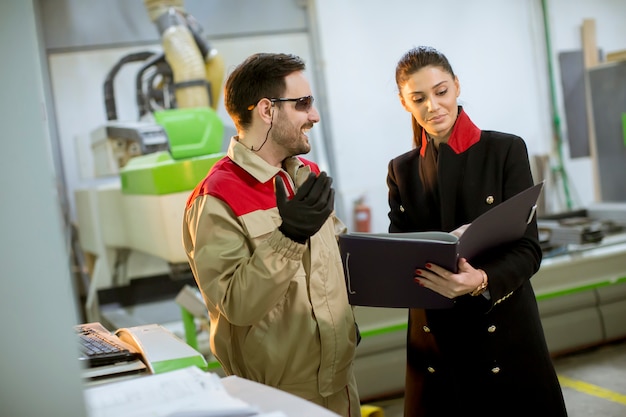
[121,107,225,195]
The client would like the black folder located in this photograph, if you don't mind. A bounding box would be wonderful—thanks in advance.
[339,182,544,309]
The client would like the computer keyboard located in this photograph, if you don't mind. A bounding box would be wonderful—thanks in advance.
[75,322,140,367]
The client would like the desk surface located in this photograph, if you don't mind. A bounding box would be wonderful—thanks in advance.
[83,366,340,417]
[222,375,340,417]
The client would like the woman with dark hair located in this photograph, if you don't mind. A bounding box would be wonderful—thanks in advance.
[387,46,568,417]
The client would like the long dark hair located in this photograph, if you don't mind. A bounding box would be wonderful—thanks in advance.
[395,46,456,148]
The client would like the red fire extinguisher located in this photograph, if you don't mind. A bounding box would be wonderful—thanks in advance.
[353,197,371,233]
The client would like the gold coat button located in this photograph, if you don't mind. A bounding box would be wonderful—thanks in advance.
[400,205,405,212]
[486,196,494,204]
[491,367,500,374]
[488,325,496,333]
[423,326,431,333]
[427,367,435,373]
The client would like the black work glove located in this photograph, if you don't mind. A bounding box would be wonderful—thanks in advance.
[275,172,335,244]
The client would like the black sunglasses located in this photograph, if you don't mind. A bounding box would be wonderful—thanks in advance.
[269,95,314,112]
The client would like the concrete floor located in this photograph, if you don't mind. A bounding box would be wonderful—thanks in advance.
[365,339,626,417]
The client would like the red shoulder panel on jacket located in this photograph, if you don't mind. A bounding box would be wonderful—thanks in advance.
[185,156,320,217]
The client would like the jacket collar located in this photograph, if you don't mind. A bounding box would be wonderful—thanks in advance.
[419,107,481,156]
[227,136,306,184]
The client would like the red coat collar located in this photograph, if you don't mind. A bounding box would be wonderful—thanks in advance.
[419,107,481,156]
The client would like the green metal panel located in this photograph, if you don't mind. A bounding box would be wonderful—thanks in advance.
[154,107,224,160]
[120,151,224,195]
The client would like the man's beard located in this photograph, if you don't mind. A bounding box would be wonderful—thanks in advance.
[271,113,312,156]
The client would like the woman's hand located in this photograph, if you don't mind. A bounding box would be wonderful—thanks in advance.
[414,257,485,299]
[450,223,470,238]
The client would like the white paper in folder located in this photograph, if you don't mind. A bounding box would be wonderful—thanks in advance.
[83,366,258,417]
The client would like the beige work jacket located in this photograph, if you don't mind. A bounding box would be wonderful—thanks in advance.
[183,138,357,400]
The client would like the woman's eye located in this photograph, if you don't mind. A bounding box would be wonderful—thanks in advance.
[413,97,425,103]
[436,89,448,96]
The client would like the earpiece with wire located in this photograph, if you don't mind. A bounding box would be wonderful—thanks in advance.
[251,102,274,152]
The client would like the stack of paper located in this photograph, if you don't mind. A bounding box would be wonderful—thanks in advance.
[84,366,262,417]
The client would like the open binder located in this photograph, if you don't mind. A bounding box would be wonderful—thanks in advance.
[339,182,544,309]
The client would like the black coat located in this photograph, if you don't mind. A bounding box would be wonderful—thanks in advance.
[387,130,568,417]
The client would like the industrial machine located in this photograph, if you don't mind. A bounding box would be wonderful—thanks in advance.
[75,0,226,324]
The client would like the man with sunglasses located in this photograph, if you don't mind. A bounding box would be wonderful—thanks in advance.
[183,53,360,417]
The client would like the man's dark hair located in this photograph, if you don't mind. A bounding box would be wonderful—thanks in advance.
[224,53,306,131]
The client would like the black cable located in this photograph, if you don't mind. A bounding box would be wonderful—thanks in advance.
[251,108,274,152]
[104,51,157,121]
[135,53,167,118]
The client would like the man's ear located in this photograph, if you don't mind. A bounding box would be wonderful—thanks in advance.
[255,98,274,123]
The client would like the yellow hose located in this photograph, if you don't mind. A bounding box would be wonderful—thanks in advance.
[162,25,210,108]
[144,0,184,21]
[144,0,210,109]
[204,51,225,109]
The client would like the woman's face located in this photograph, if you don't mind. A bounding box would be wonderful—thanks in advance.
[399,65,460,143]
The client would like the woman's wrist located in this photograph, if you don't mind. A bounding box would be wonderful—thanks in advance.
[470,269,488,296]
